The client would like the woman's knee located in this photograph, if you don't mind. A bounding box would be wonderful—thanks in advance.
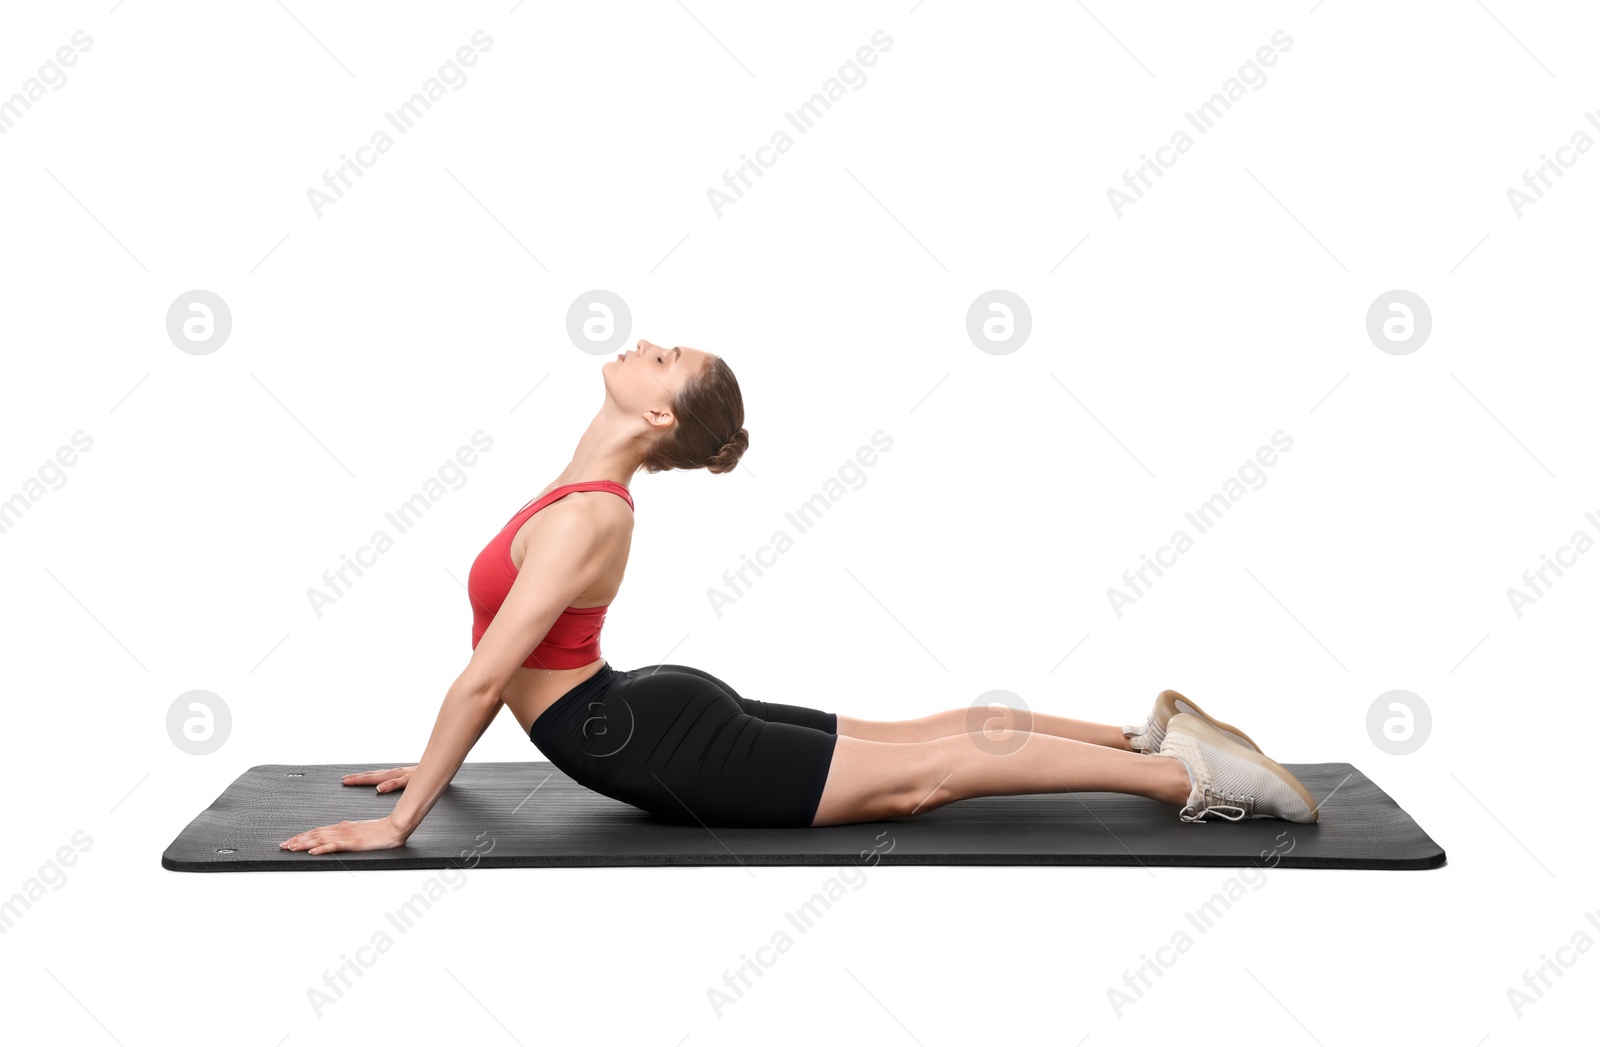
[837,710,953,743]
[914,707,1005,743]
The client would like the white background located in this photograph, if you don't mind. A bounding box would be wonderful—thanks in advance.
[3,0,1596,1042]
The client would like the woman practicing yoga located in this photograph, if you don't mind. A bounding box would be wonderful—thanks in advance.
[280,340,1319,854]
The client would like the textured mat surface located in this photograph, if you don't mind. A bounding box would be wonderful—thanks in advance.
[163,760,1445,871]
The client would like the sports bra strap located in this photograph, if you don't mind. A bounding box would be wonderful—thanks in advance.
[508,480,634,522]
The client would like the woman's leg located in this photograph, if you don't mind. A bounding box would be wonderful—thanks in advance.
[653,664,1133,750]
[810,731,1189,827]
[836,707,1133,750]
[647,664,1131,751]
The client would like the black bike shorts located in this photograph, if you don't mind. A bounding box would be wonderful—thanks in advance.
[528,661,839,828]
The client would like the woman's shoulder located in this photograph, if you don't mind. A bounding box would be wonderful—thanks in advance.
[534,487,634,535]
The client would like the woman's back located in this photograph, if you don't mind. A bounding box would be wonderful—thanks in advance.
[477,481,636,732]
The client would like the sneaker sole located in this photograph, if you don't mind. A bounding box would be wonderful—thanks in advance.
[1157,689,1262,753]
[1166,712,1319,823]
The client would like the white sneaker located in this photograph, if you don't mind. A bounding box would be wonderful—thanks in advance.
[1124,688,1262,755]
[1152,713,1318,823]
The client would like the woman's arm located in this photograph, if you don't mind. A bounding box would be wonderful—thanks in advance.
[278,681,502,854]
[382,681,504,836]
[279,496,629,855]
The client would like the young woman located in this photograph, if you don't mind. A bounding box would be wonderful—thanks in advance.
[280,340,1318,855]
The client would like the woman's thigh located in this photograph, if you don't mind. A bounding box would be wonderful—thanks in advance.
[810,735,929,826]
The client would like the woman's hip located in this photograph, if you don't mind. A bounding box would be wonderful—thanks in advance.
[527,662,838,827]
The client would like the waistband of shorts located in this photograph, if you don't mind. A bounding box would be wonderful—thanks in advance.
[530,660,622,737]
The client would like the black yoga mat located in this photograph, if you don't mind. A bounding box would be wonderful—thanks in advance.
[162,760,1444,872]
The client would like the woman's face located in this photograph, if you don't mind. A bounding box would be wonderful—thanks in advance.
[603,338,713,418]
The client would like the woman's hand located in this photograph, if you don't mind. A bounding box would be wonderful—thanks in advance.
[279,817,407,854]
[277,767,420,853]
[341,765,419,794]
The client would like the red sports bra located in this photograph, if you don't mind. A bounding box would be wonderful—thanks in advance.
[466,480,634,670]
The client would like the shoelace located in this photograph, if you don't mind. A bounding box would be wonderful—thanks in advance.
[1180,788,1255,823]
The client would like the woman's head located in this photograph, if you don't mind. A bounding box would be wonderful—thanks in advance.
[603,338,748,475]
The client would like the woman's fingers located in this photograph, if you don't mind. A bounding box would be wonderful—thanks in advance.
[375,774,411,794]
[282,820,348,852]
[281,825,322,850]
[341,766,411,786]
[279,818,401,854]
[341,768,398,784]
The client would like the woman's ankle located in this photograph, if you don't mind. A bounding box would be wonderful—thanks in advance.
[1152,753,1193,806]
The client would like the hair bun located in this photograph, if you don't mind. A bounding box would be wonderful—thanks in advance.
[706,426,749,475]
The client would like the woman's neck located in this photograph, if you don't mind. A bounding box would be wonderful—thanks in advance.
[546,407,642,490]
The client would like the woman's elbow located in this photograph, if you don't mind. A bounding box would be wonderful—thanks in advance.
[449,672,503,710]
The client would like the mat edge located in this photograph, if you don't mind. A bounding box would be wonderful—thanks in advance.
[163,848,1448,873]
